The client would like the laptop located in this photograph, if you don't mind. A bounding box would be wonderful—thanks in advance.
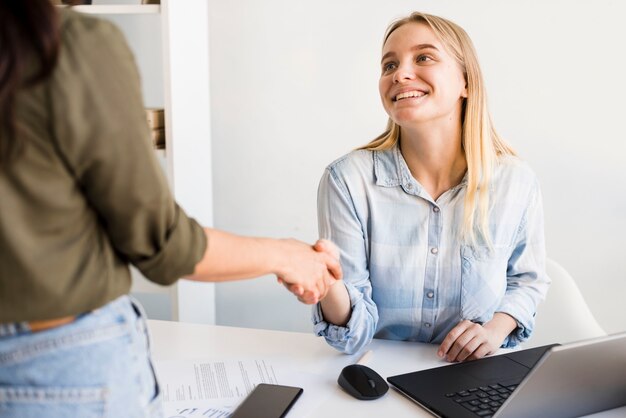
[387,332,626,418]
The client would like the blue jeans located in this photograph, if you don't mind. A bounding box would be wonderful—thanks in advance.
[0,295,163,418]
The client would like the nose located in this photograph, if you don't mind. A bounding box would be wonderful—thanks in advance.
[392,62,416,84]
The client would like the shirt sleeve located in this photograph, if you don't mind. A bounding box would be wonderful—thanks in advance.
[312,166,378,354]
[49,12,206,285]
[498,180,551,347]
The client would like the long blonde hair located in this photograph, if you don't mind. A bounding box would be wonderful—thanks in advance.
[361,11,516,246]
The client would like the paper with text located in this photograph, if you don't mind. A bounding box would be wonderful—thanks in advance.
[156,358,329,417]
[163,405,232,418]
[157,358,280,404]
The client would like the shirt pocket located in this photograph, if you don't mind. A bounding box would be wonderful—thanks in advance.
[0,386,106,418]
[460,244,511,322]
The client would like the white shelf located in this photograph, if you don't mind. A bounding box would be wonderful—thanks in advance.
[154,148,168,174]
[153,148,166,159]
[68,0,215,324]
[71,5,159,15]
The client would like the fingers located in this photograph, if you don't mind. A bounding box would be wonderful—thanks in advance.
[281,277,323,305]
[438,320,471,358]
[314,240,342,281]
[453,335,481,362]
[317,279,327,302]
[276,238,344,305]
[438,320,487,362]
[324,255,343,281]
[314,239,340,259]
[292,284,304,296]
[280,281,320,304]
[299,292,319,304]
[466,343,492,362]
[278,277,303,295]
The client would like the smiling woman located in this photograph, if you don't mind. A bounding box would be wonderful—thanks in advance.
[379,31,467,133]
[312,11,550,362]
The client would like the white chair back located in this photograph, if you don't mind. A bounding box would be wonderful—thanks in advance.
[527,258,606,347]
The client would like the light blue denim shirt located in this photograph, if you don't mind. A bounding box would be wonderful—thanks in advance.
[312,145,549,354]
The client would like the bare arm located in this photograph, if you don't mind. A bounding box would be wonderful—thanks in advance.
[185,228,342,304]
[314,240,351,325]
[319,282,352,326]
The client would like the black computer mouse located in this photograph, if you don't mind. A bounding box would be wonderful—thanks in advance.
[337,364,389,400]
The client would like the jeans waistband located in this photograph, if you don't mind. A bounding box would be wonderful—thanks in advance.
[0,295,138,338]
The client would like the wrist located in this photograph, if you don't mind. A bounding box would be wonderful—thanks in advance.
[484,312,517,341]
[319,282,350,326]
[261,237,289,277]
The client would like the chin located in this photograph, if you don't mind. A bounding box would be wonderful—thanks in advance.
[390,111,429,125]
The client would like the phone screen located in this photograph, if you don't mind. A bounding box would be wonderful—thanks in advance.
[230,383,303,418]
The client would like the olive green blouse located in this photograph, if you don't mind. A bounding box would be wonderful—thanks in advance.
[0,9,207,322]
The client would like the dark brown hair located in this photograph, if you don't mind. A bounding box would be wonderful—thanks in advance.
[0,0,60,164]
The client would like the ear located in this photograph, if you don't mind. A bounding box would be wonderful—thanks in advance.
[461,83,468,99]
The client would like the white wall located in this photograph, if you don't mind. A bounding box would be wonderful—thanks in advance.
[208,0,626,334]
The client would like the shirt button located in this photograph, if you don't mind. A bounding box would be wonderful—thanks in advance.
[406,183,413,190]
[433,206,440,213]
[424,323,431,328]
[427,292,434,298]
[430,247,439,255]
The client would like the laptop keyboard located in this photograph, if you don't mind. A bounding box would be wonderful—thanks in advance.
[445,383,517,417]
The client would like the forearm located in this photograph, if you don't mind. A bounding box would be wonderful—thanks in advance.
[319,282,352,326]
[186,228,285,282]
[484,312,518,343]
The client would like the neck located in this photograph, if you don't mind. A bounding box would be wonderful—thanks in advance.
[399,122,466,201]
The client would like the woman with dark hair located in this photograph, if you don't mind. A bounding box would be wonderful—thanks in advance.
[0,2,341,417]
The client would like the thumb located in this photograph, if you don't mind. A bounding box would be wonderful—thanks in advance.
[315,239,340,259]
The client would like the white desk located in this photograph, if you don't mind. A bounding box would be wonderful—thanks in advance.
[148,320,626,418]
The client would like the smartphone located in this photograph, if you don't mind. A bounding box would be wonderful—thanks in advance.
[230,383,303,418]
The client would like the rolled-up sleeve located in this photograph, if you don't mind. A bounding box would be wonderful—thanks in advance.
[498,181,550,347]
[50,14,206,285]
[313,166,378,354]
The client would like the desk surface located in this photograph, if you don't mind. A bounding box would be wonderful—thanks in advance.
[148,320,626,418]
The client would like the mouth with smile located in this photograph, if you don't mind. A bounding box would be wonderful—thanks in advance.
[392,90,428,102]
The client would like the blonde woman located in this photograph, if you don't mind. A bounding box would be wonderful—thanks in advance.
[312,12,550,361]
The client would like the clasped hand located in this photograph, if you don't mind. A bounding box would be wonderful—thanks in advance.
[276,239,342,304]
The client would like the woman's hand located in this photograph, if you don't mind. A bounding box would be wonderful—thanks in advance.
[188,229,341,304]
[276,239,342,304]
[280,239,351,326]
[437,313,517,362]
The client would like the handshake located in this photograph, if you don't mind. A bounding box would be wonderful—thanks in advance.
[188,229,342,305]
[275,239,342,305]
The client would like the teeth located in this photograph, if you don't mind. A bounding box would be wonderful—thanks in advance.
[394,90,425,101]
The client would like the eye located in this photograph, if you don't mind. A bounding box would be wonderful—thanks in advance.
[416,54,433,63]
[382,61,397,73]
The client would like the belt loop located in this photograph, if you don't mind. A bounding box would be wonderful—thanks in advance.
[128,295,148,320]
[0,322,31,337]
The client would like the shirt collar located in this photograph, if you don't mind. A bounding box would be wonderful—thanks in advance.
[373,143,469,194]
[373,144,411,188]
